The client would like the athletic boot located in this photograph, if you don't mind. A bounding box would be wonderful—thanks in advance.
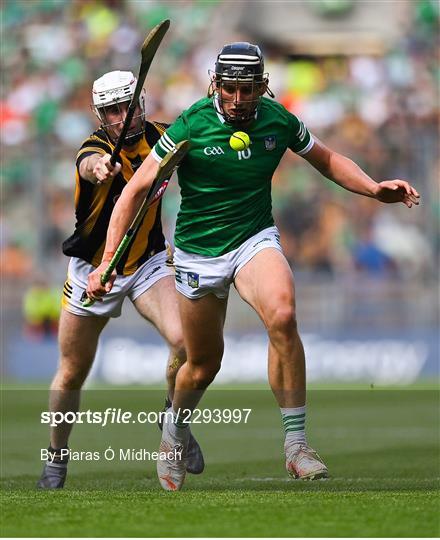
[185,431,205,475]
[158,398,205,475]
[37,446,69,489]
[157,419,189,491]
[285,442,328,480]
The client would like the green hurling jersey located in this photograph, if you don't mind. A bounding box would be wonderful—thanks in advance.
[153,96,314,257]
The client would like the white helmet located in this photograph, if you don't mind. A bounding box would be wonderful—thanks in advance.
[91,70,146,143]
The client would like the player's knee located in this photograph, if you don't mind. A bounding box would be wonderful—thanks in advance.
[62,371,87,390]
[55,359,89,390]
[267,304,297,337]
[190,362,221,388]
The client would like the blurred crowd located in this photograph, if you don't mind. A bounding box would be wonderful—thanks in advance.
[1,1,438,333]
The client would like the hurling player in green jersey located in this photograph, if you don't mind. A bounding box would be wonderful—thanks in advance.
[87,42,420,491]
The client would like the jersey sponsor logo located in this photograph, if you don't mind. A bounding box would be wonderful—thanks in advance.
[264,135,276,151]
[187,272,200,288]
[203,146,225,156]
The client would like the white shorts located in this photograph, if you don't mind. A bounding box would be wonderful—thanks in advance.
[174,226,282,299]
[62,249,174,318]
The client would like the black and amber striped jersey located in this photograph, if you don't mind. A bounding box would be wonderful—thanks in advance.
[62,120,169,275]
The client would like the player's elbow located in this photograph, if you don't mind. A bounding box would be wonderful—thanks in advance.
[319,150,340,179]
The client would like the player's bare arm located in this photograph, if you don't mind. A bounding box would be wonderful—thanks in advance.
[79,153,122,185]
[303,138,420,208]
[86,152,160,299]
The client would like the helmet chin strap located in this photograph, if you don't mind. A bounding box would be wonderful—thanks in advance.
[102,122,145,146]
[122,130,143,145]
[223,107,257,126]
[266,86,275,98]
[212,86,274,126]
[212,92,244,125]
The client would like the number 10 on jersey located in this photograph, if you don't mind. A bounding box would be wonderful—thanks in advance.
[237,148,252,160]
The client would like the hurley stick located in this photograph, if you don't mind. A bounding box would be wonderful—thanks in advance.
[110,19,170,165]
[83,140,190,307]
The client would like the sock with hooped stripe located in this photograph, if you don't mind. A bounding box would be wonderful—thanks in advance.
[280,406,307,446]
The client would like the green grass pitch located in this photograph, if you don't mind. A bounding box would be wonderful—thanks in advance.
[1,384,439,537]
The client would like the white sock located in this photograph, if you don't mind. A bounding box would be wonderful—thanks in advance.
[280,406,307,446]
[167,406,190,441]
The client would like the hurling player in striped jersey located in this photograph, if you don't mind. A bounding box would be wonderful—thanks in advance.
[88,43,420,491]
[37,71,204,489]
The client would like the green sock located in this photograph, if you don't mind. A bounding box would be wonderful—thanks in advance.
[280,406,306,445]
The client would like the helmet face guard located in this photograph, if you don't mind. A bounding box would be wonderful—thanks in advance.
[209,42,273,125]
[94,95,146,145]
[91,71,146,145]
